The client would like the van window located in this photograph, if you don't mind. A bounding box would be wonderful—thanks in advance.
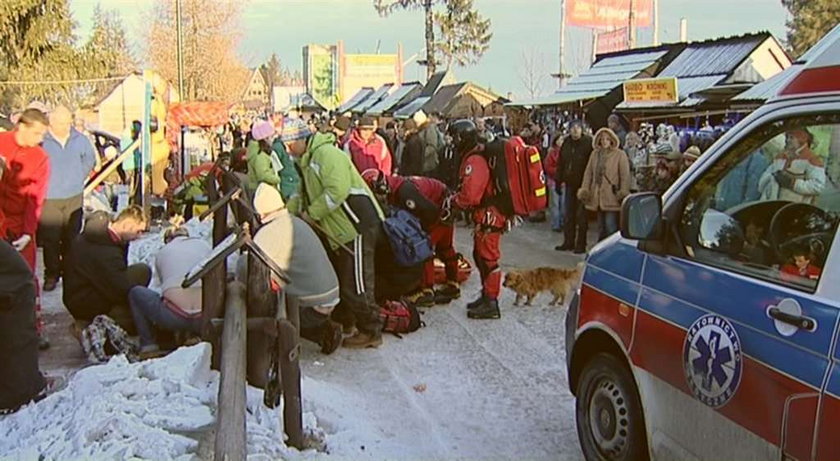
[679,114,840,292]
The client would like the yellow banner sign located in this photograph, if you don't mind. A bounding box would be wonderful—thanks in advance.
[623,77,679,104]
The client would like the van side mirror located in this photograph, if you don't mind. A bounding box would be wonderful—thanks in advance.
[620,193,663,241]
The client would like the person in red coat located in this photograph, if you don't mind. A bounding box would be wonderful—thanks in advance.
[346,117,392,175]
[544,134,563,232]
[362,169,461,306]
[449,120,505,320]
[0,108,51,348]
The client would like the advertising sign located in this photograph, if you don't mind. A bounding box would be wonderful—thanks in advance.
[304,45,338,109]
[566,0,653,28]
[623,77,679,104]
[597,27,629,55]
[341,54,400,106]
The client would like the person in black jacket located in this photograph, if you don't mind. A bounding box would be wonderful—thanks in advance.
[63,206,151,332]
[554,121,593,253]
[399,119,425,176]
[0,228,47,413]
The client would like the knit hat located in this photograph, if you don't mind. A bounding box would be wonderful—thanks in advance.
[683,145,701,160]
[253,183,285,217]
[651,142,681,161]
[334,115,351,132]
[279,118,312,142]
[163,226,189,243]
[403,119,418,132]
[412,110,428,126]
[359,116,375,129]
[251,120,275,141]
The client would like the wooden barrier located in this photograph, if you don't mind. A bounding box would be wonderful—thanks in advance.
[214,281,247,461]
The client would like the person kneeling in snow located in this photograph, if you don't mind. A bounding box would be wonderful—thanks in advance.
[63,206,152,334]
[128,226,211,358]
[251,184,343,354]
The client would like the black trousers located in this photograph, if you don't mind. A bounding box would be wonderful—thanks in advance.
[38,195,83,279]
[563,187,588,249]
[328,196,383,336]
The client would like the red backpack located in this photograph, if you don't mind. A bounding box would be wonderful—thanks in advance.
[380,300,424,336]
[484,136,548,217]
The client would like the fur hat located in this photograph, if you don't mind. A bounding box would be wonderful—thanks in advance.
[251,120,275,141]
[683,145,702,160]
[253,183,285,217]
[403,119,418,132]
[279,118,312,143]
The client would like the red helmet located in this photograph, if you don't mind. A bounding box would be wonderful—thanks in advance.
[361,169,389,195]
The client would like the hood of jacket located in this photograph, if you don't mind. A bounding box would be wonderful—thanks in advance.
[82,211,120,246]
[592,128,620,150]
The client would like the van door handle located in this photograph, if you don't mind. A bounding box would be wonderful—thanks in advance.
[768,307,816,331]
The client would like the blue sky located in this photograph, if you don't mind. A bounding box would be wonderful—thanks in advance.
[69,0,790,99]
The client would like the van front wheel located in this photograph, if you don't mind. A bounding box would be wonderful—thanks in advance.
[575,352,648,461]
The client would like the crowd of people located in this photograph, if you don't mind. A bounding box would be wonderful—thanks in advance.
[1,97,819,415]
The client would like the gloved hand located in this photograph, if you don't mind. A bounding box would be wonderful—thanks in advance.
[12,234,31,252]
[774,170,796,189]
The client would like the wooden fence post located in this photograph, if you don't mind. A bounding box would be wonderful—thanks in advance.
[214,281,247,461]
[279,294,304,449]
[246,251,277,389]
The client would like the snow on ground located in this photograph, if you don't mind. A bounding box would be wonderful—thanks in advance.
[17,220,590,460]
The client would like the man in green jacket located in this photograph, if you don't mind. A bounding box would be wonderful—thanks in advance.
[281,118,385,349]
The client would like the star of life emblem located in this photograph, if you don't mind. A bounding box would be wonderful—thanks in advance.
[683,314,743,408]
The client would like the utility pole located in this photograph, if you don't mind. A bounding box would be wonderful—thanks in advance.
[652,0,660,46]
[680,17,688,42]
[628,0,637,49]
[557,0,569,88]
[175,0,185,100]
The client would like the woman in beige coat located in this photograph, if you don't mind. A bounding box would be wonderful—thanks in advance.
[577,128,632,241]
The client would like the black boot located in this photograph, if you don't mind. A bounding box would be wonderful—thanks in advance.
[555,243,573,251]
[468,298,500,319]
[467,295,485,310]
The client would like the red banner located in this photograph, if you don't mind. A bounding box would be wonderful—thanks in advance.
[566,0,653,28]
[597,28,630,55]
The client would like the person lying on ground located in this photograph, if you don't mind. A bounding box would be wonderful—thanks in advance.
[250,183,343,354]
[128,226,211,358]
[63,206,151,335]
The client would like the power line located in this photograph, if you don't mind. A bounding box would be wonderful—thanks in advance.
[0,76,129,85]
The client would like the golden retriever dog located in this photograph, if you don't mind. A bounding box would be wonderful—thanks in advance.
[503,264,583,306]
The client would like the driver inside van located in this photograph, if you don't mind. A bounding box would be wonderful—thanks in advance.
[758,128,825,204]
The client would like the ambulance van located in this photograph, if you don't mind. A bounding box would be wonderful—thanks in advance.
[566,25,840,461]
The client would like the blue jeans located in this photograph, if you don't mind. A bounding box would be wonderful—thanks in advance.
[597,211,619,241]
[548,180,564,231]
[128,286,201,348]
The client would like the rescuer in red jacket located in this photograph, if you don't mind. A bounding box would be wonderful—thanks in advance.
[0,108,51,348]
[449,119,505,320]
[361,169,461,306]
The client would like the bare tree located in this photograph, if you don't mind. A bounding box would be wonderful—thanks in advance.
[145,0,248,102]
[518,47,550,100]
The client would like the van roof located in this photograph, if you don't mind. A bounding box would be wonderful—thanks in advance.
[773,24,840,100]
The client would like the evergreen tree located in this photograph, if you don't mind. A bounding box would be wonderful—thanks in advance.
[83,4,135,78]
[374,0,443,79]
[0,0,81,110]
[781,0,840,57]
[434,0,491,70]
[260,53,282,109]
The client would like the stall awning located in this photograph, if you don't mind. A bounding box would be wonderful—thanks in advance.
[337,87,375,114]
[394,96,431,119]
[507,48,671,107]
[366,82,422,116]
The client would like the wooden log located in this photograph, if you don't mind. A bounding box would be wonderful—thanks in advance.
[214,281,247,461]
[280,294,304,449]
[246,251,277,389]
[202,261,226,371]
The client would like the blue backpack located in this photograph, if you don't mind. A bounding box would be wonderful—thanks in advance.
[382,207,433,267]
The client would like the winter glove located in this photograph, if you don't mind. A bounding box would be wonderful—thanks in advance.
[11,234,31,252]
[774,170,796,189]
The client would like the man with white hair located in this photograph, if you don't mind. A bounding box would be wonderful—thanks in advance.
[39,105,96,292]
